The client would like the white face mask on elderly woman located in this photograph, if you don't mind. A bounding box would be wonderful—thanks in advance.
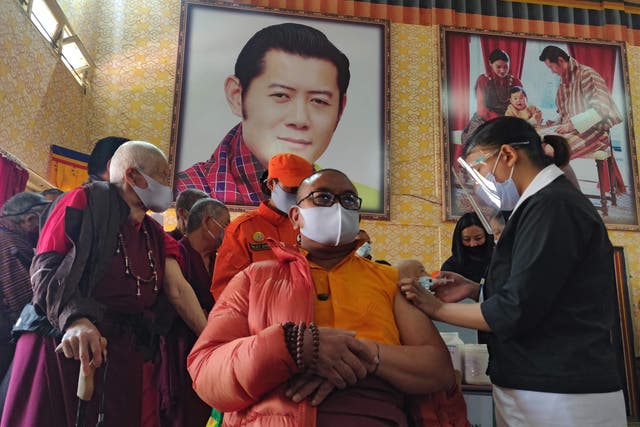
[131,169,173,213]
[298,203,360,246]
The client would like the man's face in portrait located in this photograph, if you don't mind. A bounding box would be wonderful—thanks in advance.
[543,58,568,79]
[225,49,345,167]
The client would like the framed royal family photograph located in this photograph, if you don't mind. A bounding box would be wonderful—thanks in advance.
[169,0,390,218]
[440,27,640,230]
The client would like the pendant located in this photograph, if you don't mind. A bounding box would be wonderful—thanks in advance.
[136,279,141,297]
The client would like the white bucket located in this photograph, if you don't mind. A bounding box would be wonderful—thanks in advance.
[463,343,491,385]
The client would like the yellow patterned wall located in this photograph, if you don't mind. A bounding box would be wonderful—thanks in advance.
[2,0,639,341]
[363,24,452,271]
[0,1,88,181]
[58,0,179,150]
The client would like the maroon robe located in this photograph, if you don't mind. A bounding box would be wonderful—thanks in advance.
[1,216,168,427]
[157,238,213,427]
[0,218,35,380]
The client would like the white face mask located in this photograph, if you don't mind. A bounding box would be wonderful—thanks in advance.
[131,169,173,213]
[356,241,372,258]
[484,152,520,211]
[271,182,298,213]
[298,203,360,246]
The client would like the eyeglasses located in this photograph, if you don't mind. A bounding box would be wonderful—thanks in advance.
[297,191,362,211]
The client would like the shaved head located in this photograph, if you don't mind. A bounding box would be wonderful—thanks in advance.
[296,169,355,202]
[395,259,427,280]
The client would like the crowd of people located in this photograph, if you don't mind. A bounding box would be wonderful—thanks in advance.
[0,117,627,426]
[0,22,628,427]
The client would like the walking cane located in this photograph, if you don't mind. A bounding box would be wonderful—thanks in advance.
[75,337,107,427]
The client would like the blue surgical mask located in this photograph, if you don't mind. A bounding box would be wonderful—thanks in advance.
[131,170,173,213]
[356,241,372,258]
[485,152,520,211]
[417,276,433,289]
[271,182,298,214]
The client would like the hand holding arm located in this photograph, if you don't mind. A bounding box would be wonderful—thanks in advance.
[399,278,444,316]
[400,278,492,332]
[431,271,481,302]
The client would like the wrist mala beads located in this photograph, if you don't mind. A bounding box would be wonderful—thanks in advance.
[295,322,306,370]
[282,321,320,372]
[308,323,319,372]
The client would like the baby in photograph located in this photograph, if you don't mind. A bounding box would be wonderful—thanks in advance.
[505,86,542,127]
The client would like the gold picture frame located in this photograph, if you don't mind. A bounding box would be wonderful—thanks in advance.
[612,246,638,417]
[440,27,640,230]
[169,0,391,219]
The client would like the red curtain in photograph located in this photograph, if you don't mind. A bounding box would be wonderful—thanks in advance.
[480,36,526,80]
[0,154,28,211]
[446,32,470,161]
[446,32,470,131]
[568,43,616,92]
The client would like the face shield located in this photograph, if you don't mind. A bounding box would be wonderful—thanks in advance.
[452,157,506,238]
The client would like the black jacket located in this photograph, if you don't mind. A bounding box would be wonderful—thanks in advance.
[480,175,621,393]
[30,182,130,331]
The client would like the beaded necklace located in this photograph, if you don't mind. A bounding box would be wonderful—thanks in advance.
[116,222,158,297]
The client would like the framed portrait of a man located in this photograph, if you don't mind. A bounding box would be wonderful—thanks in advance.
[170,0,390,218]
[440,27,640,230]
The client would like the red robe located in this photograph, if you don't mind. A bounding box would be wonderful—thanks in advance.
[157,238,213,427]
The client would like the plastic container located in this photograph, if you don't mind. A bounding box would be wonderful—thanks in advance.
[463,343,491,385]
[440,332,464,384]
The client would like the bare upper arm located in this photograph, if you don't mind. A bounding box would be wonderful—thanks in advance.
[393,289,443,346]
[164,257,187,300]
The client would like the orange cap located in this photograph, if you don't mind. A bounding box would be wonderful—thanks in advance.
[266,153,314,188]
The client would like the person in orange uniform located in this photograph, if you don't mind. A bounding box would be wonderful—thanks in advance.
[210,152,314,300]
